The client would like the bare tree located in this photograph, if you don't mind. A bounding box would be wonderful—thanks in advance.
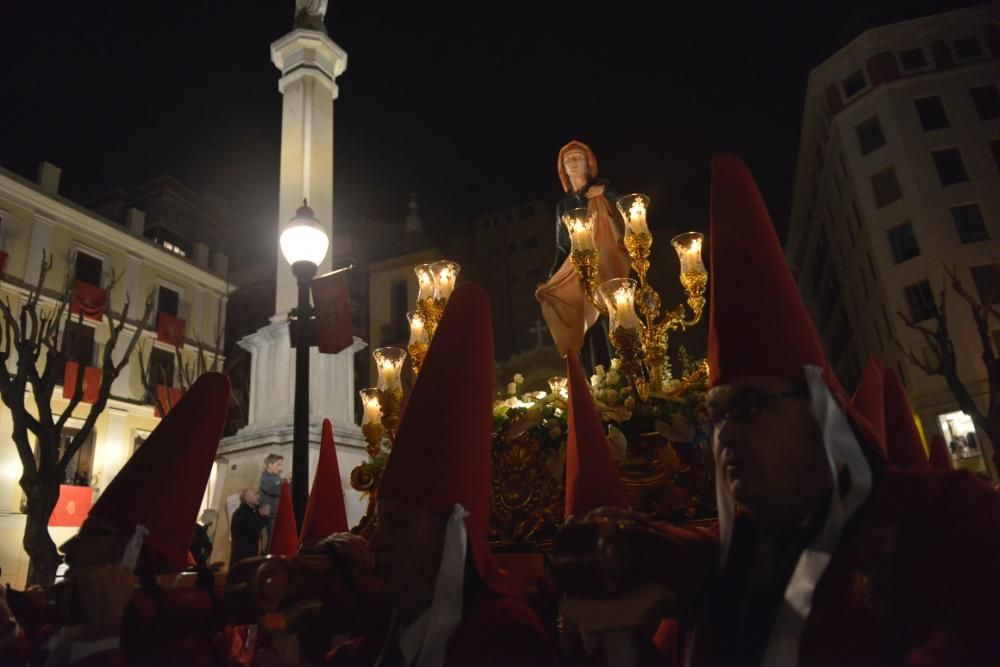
[895,262,1000,476]
[0,252,155,585]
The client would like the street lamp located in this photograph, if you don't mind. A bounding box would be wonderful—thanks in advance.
[279,199,330,525]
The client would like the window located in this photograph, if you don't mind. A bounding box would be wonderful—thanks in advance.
[144,225,191,258]
[914,96,949,131]
[899,48,928,70]
[148,347,175,388]
[57,428,96,486]
[951,204,989,242]
[856,116,886,155]
[157,286,180,317]
[74,252,102,287]
[63,321,95,365]
[991,139,1000,173]
[871,167,902,208]
[389,280,408,341]
[843,70,867,97]
[888,223,920,263]
[521,236,539,250]
[970,264,1000,305]
[905,281,937,322]
[970,85,1000,121]
[953,36,983,61]
[932,148,969,186]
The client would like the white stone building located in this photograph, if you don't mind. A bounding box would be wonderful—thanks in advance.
[0,163,230,587]
[785,3,1000,477]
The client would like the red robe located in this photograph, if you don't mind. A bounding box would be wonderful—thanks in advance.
[326,588,557,667]
[650,468,1000,665]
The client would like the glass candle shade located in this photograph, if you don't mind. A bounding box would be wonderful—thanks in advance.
[359,388,383,426]
[671,232,706,277]
[598,278,642,331]
[415,263,435,300]
[617,193,651,236]
[407,311,429,346]
[431,260,460,301]
[562,208,597,252]
[373,347,407,391]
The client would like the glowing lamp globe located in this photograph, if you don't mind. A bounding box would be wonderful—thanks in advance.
[280,200,329,268]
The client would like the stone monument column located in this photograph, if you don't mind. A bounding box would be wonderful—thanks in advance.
[213,16,366,560]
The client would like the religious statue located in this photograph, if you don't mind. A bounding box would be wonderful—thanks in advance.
[294,0,328,33]
[535,140,631,373]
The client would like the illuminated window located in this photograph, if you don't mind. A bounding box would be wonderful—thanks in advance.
[937,411,980,459]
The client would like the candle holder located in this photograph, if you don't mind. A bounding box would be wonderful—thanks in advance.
[563,208,606,313]
[359,387,385,458]
[373,346,407,440]
[618,194,653,286]
[562,193,709,399]
[414,263,441,338]
[407,311,430,376]
[671,232,708,321]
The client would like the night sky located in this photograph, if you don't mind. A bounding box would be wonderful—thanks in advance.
[0,0,976,272]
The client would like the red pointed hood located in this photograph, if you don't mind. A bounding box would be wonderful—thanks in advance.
[269,480,299,556]
[378,283,517,598]
[882,369,930,470]
[708,154,829,387]
[299,419,349,545]
[851,359,887,457]
[927,433,953,471]
[565,352,627,517]
[88,372,230,572]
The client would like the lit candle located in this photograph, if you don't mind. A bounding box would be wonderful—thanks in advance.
[617,194,651,237]
[359,388,382,426]
[373,347,407,391]
[431,260,460,301]
[613,286,641,329]
[562,208,596,253]
[672,232,706,276]
[407,312,427,345]
[415,264,434,300]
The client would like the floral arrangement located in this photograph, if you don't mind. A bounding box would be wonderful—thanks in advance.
[492,348,709,472]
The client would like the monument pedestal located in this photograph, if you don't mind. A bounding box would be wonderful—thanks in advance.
[213,320,367,560]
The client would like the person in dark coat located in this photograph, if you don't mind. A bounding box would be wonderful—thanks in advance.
[230,489,269,567]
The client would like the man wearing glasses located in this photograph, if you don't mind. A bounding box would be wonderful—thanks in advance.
[586,155,1000,666]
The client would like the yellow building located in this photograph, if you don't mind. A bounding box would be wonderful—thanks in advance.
[0,163,231,587]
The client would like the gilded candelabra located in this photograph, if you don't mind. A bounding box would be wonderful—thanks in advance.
[411,260,460,376]
[564,195,708,400]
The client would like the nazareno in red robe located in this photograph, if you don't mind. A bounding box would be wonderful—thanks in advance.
[325,583,556,667]
[645,466,1000,666]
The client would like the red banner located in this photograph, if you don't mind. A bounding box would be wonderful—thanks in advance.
[310,270,353,354]
[0,250,7,277]
[63,361,102,404]
[49,484,93,527]
[71,280,106,322]
[155,384,185,417]
[157,312,187,349]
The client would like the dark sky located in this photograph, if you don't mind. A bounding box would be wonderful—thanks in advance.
[0,0,974,271]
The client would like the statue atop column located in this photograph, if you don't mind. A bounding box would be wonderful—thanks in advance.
[294,0,328,33]
[535,140,631,373]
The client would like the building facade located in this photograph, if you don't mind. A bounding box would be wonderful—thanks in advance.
[785,3,1000,477]
[0,162,231,586]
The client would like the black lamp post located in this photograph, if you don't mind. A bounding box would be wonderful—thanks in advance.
[279,200,330,525]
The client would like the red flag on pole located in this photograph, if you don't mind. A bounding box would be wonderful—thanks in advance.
[310,269,353,354]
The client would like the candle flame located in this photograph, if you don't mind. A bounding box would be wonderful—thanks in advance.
[629,200,645,219]
[688,237,702,254]
[614,286,632,308]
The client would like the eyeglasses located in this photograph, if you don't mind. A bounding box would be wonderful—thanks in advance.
[701,387,811,431]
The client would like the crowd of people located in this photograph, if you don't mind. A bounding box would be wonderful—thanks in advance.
[2,154,998,666]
